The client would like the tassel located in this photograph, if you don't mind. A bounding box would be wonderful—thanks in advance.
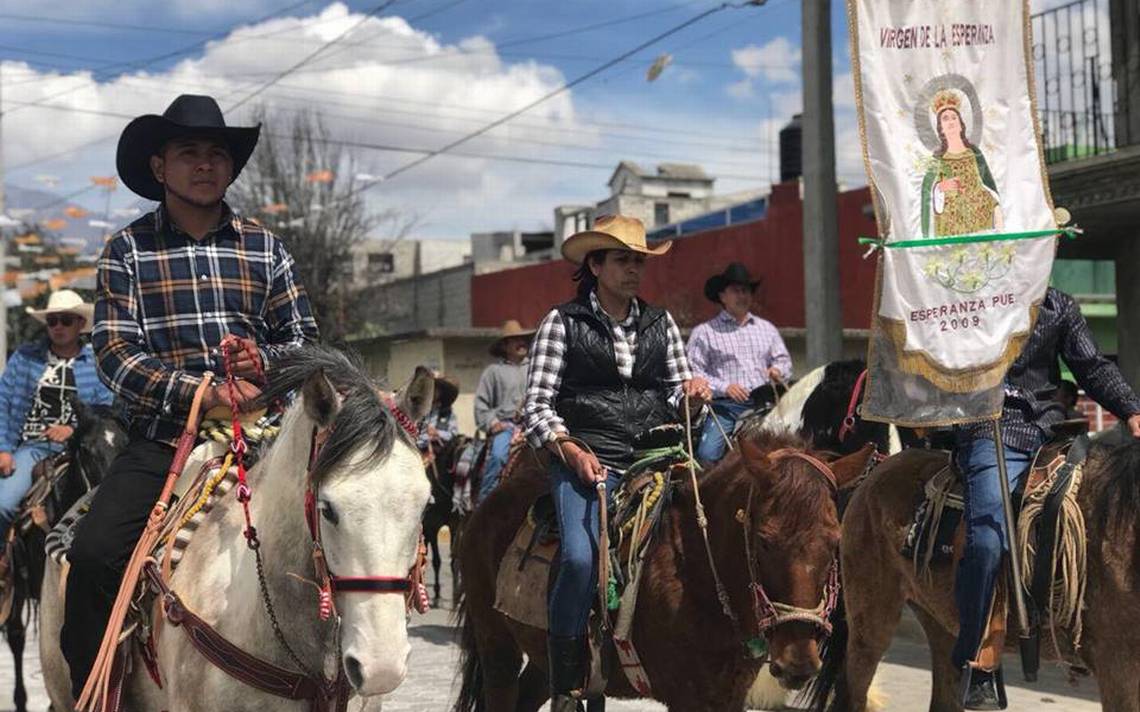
[319,585,334,621]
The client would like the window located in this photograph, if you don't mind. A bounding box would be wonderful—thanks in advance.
[654,203,670,226]
[667,191,691,199]
[367,252,395,273]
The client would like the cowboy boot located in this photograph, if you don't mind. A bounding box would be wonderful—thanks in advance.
[549,635,586,712]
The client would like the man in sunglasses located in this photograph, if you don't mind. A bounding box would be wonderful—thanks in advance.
[0,290,114,542]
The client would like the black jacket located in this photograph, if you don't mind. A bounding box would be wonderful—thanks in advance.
[554,296,675,469]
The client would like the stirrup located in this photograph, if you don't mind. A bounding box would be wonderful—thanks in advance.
[959,665,1008,711]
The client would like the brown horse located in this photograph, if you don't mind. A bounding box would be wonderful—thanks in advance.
[453,432,876,712]
[807,434,1140,712]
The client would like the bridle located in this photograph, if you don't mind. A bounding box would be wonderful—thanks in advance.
[221,336,430,624]
[738,449,843,646]
[302,411,430,622]
[836,369,869,445]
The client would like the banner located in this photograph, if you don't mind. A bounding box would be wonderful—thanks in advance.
[848,0,1060,426]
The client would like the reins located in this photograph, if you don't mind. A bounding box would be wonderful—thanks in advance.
[837,369,868,445]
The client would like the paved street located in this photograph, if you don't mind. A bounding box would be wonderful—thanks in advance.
[0,541,1102,711]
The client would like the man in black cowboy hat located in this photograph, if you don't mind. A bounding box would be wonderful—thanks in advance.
[687,262,791,464]
[60,94,319,698]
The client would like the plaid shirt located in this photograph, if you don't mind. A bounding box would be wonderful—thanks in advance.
[93,204,319,444]
[417,407,459,450]
[687,310,792,396]
[961,287,1140,450]
[524,291,693,448]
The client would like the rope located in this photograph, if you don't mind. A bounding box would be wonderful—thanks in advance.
[1018,462,1087,663]
[684,393,736,623]
[709,406,736,453]
[175,453,234,533]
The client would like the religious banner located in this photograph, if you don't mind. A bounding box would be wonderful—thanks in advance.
[848,0,1063,426]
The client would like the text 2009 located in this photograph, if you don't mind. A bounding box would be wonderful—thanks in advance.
[940,316,981,332]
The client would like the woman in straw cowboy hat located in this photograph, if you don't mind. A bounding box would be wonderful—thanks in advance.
[474,319,535,500]
[0,290,113,542]
[522,215,710,710]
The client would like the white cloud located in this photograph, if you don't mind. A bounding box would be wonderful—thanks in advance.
[1,3,600,237]
[731,37,801,84]
[727,79,754,99]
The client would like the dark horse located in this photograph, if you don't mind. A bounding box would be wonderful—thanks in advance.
[4,402,127,712]
[422,434,471,606]
[805,432,1140,712]
[453,432,878,711]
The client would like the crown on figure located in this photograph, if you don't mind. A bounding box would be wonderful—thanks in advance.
[931,89,962,115]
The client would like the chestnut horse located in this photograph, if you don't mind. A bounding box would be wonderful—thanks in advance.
[453,432,876,712]
[807,433,1140,712]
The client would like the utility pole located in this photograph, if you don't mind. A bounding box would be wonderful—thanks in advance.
[801,0,842,368]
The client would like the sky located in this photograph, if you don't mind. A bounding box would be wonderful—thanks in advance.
[0,0,1088,240]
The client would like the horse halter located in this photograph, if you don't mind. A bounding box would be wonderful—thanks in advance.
[837,369,869,445]
[742,450,843,640]
[302,399,430,621]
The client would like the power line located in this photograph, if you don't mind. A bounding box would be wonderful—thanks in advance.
[377,1,760,185]
[0,12,211,36]
[227,0,404,112]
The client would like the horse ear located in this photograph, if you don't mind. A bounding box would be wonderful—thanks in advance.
[737,437,778,484]
[830,443,876,489]
[302,370,341,427]
[401,366,436,421]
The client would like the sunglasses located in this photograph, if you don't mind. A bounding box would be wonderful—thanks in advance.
[46,314,78,328]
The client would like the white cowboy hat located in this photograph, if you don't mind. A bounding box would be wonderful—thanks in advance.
[560,214,672,265]
[26,290,95,333]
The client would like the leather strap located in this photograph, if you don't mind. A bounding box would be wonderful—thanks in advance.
[330,577,412,594]
[767,448,838,490]
[837,369,868,444]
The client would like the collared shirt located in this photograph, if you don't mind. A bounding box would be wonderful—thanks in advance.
[524,290,693,449]
[686,310,793,396]
[961,287,1140,451]
[93,203,319,444]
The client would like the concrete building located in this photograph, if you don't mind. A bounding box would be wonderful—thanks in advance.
[469,230,556,271]
[349,238,469,289]
[595,161,715,229]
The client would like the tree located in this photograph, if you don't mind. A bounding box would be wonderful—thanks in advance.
[229,108,414,341]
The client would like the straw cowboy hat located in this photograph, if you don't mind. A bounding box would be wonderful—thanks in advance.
[490,320,536,357]
[433,373,460,409]
[117,94,261,202]
[560,214,672,265]
[27,290,95,333]
[704,262,761,303]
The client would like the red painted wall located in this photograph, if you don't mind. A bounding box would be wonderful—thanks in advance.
[471,183,880,330]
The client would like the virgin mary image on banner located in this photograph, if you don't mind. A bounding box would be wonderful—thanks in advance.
[920,85,1003,237]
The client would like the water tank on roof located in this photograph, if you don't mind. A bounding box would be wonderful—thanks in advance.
[779,113,803,183]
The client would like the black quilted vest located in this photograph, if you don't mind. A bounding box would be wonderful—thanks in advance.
[554,295,674,470]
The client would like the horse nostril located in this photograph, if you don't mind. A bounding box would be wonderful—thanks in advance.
[344,655,364,690]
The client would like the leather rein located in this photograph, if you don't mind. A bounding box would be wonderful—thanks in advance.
[143,339,429,712]
[836,369,868,445]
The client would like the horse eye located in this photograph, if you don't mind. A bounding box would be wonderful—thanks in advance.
[319,502,339,526]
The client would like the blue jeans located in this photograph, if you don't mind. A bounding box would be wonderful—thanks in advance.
[951,437,1038,668]
[0,440,64,535]
[696,398,751,465]
[548,459,621,637]
[479,427,515,501]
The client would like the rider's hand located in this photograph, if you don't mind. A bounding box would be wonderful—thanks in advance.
[725,383,750,403]
[562,442,606,485]
[427,425,440,440]
[43,425,74,443]
[225,338,263,381]
[0,453,13,478]
[1128,413,1140,439]
[204,380,262,412]
[767,366,784,382]
[684,378,712,408]
[489,421,509,435]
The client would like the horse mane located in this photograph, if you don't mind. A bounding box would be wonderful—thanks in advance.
[716,430,837,550]
[259,345,399,482]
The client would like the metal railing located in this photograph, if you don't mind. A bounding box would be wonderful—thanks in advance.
[1032,0,1138,163]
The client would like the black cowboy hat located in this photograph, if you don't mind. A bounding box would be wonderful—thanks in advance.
[703,262,761,303]
[434,374,460,409]
[116,95,261,202]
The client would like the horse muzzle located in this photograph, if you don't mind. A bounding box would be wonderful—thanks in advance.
[767,637,821,690]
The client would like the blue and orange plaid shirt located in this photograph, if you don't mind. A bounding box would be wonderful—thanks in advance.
[92,203,319,443]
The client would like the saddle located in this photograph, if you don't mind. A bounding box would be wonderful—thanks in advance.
[900,426,1091,669]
